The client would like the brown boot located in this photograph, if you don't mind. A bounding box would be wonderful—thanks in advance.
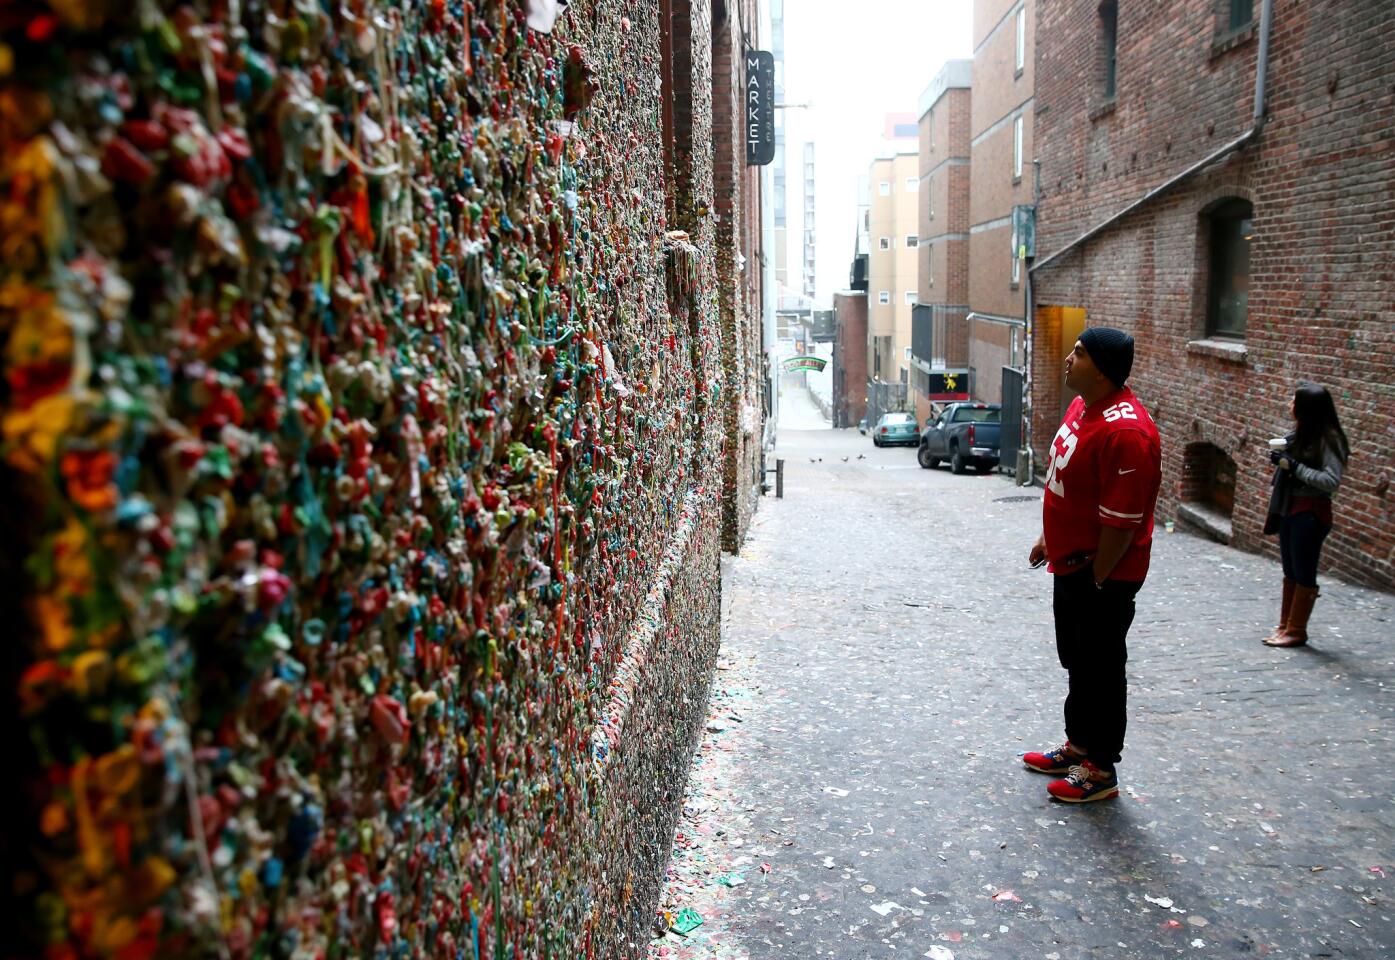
[1265,584,1318,647]
[1263,578,1296,644]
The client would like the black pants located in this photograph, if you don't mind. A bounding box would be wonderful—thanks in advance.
[1279,511,1331,589]
[1052,568,1143,771]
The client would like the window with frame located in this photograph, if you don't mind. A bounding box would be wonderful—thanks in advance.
[1227,0,1253,31]
[904,291,916,305]
[1015,7,1027,72]
[878,236,892,251]
[928,175,935,218]
[878,290,891,305]
[905,234,917,249]
[1013,116,1024,180]
[1206,198,1253,338]
[1100,1,1118,100]
[906,177,919,192]
[879,180,892,196]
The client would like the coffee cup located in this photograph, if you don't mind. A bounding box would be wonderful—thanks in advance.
[1268,437,1289,450]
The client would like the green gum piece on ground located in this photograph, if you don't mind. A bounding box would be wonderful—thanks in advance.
[671,908,703,935]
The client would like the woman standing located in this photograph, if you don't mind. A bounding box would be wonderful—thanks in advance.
[1263,383,1350,647]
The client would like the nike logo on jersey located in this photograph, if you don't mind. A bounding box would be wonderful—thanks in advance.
[1118,468,1137,475]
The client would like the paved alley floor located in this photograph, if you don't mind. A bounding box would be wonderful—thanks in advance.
[650,407,1395,960]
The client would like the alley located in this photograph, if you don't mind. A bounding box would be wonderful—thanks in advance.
[652,406,1395,959]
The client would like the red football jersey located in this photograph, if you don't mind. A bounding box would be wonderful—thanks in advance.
[1042,387,1162,582]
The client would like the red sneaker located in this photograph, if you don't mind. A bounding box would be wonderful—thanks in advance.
[1047,759,1120,803]
[1022,740,1085,774]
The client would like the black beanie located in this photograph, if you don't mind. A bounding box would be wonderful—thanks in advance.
[1078,326,1135,388]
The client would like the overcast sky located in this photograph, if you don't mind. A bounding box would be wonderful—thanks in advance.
[780,0,974,305]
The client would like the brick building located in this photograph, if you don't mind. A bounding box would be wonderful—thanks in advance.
[707,0,771,552]
[833,290,869,428]
[913,0,1035,430]
[915,60,973,424]
[1030,0,1395,588]
[966,0,1035,405]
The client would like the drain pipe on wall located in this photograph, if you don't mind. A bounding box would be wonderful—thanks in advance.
[1021,158,1042,486]
[1021,0,1272,477]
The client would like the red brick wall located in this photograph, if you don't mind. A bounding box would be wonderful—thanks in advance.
[710,0,765,553]
[1032,0,1395,589]
[834,292,869,427]
[968,0,1033,320]
[920,88,972,306]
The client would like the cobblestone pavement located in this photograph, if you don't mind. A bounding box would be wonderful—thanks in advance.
[650,396,1395,960]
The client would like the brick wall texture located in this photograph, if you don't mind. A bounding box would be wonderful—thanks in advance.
[968,0,1034,322]
[920,88,972,307]
[712,0,767,552]
[1032,0,1395,588]
[834,292,870,427]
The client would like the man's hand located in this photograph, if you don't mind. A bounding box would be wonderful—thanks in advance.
[1092,525,1137,586]
[1029,534,1047,568]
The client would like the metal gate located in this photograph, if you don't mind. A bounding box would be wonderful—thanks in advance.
[1000,365,1024,477]
[865,380,909,431]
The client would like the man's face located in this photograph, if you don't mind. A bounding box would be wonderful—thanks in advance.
[1063,339,1101,393]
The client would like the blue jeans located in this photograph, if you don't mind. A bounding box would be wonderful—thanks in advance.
[1279,511,1331,589]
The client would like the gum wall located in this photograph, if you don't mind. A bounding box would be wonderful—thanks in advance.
[0,0,740,956]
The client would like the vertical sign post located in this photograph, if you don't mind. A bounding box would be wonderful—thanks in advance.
[746,50,776,166]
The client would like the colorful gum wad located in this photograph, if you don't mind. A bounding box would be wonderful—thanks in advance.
[1,1,726,957]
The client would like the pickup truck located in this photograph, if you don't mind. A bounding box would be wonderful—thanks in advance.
[918,402,1002,474]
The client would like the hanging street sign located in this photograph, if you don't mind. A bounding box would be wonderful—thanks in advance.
[782,355,827,373]
[745,50,776,166]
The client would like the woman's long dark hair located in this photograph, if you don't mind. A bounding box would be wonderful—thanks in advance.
[1292,382,1350,465]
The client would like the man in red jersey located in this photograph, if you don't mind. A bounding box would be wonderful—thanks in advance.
[1021,327,1161,803]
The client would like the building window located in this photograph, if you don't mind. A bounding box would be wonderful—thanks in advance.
[905,177,918,193]
[1013,116,1024,180]
[1015,7,1027,73]
[927,248,934,286]
[1228,0,1253,31]
[878,290,891,305]
[929,109,935,151]
[879,236,892,251]
[905,234,917,248]
[1100,1,1118,100]
[905,291,916,305]
[879,180,892,196]
[1206,198,1253,338]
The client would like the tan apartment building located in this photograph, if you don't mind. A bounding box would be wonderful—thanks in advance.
[865,150,921,388]
[966,0,1035,404]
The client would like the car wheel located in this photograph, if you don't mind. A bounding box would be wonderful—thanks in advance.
[950,447,966,474]
[917,444,934,469]
[873,436,882,447]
